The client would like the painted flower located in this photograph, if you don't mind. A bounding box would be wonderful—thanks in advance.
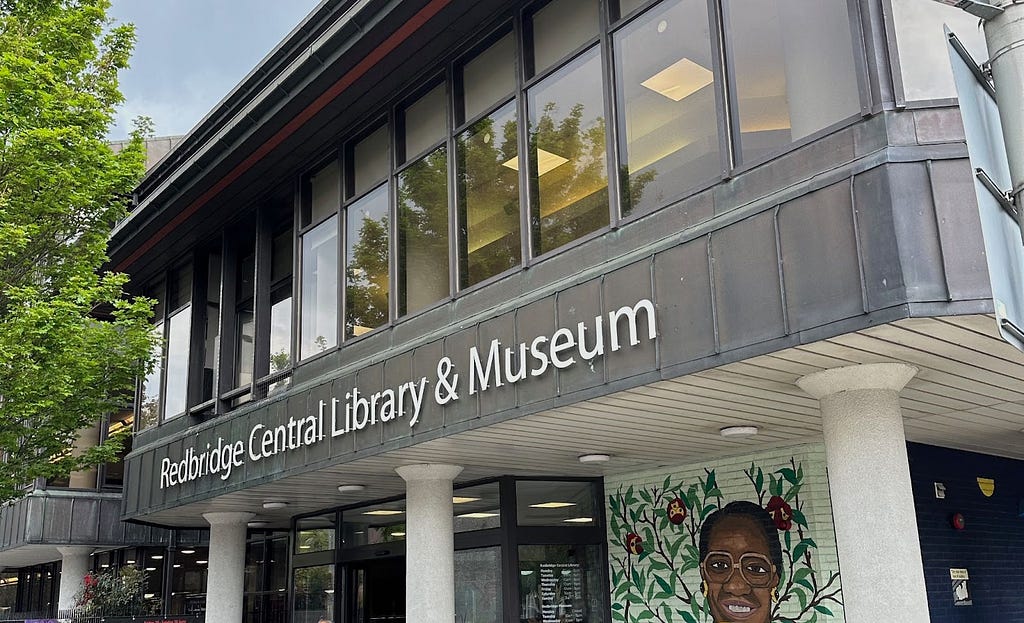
[667,497,687,525]
[766,495,793,531]
[626,532,644,555]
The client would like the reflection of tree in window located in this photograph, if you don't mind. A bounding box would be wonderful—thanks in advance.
[346,188,389,338]
[398,146,449,315]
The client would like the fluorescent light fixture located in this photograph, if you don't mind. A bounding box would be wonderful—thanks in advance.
[392,532,406,537]
[196,560,208,564]
[641,57,714,102]
[930,0,1003,19]
[173,564,181,568]
[262,501,288,510]
[125,560,135,564]
[151,555,164,560]
[180,549,195,555]
[144,593,155,599]
[502,149,569,176]
[458,512,500,519]
[299,544,312,550]
[363,509,404,516]
[325,589,335,595]
[521,570,535,576]
[145,567,156,572]
[578,453,612,464]
[452,496,480,504]
[720,426,759,438]
[338,484,367,493]
[248,521,270,528]
[530,502,576,509]
[564,517,594,523]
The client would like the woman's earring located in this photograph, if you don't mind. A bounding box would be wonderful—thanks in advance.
[771,587,779,603]
[701,581,709,597]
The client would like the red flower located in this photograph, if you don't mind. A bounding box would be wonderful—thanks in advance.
[766,495,793,531]
[666,497,687,525]
[625,532,644,555]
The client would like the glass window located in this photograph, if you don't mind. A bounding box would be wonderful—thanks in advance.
[528,47,609,255]
[352,126,389,197]
[518,544,608,623]
[268,229,293,391]
[617,0,648,18]
[163,307,191,418]
[300,217,338,359]
[517,480,597,526]
[455,547,502,623]
[169,546,208,616]
[399,145,450,316]
[0,572,17,615]
[235,250,256,389]
[201,252,221,402]
[296,514,337,554]
[890,0,988,101]
[404,83,447,161]
[453,482,502,533]
[725,0,860,163]
[103,410,133,487]
[614,0,720,216]
[138,323,163,430]
[140,547,166,612]
[345,184,390,338]
[342,501,407,548]
[462,33,516,123]
[456,101,521,288]
[308,160,341,226]
[293,565,335,623]
[531,0,600,76]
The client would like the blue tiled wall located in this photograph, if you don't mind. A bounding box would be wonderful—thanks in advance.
[908,442,1024,622]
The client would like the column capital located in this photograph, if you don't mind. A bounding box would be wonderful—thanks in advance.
[57,546,94,557]
[202,511,254,527]
[797,363,918,399]
[396,463,464,483]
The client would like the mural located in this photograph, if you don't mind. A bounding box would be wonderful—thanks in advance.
[608,456,843,623]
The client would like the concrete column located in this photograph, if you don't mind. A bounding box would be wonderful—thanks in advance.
[57,546,93,613]
[203,511,253,623]
[797,363,930,623]
[396,463,464,623]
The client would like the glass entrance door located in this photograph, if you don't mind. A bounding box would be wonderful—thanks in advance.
[349,558,405,623]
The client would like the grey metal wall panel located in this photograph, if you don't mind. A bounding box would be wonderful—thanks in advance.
[306,386,332,463]
[603,260,657,383]
[69,497,100,542]
[352,363,385,453]
[476,313,517,418]
[515,297,558,408]
[711,211,786,351]
[442,327,480,426]
[100,497,121,543]
[653,238,717,378]
[888,162,949,302]
[41,497,72,542]
[556,278,605,396]
[853,166,906,311]
[778,182,864,333]
[329,375,358,455]
[25,497,43,542]
[382,350,414,445]
[411,341,444,437]
[929,158,991,301]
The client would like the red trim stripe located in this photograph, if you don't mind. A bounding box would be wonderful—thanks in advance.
[115,0,452,272]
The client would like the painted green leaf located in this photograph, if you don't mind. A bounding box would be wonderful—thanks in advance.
[795,588,808,610]
[755,468,764,492]
[636,610,655,620]
[654,575,673,595]
[784,483,802,503]
[778,467,798,485]
[664,476,672,491]
[792,508,809,528]
[612,603,624,611]
[640,488,653,504]
[611,610,625,622]
[814,605,833,616]
[662,604,674,622]
[680,611,698,623]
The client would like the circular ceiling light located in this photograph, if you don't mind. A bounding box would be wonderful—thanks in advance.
[720,426,759,438]
[578,453,612,464]
[337,484,367,494]
[262,501,288,510]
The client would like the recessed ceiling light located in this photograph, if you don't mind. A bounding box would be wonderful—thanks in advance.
[248,521,270,528]
[262,501,288,510]
[196,560,208,564]
[530,502,576,509]
[564,517,594,523]
[641,57,714,102]
[338,484,366,493]
[720,426,759,438]
[458,512,499,519]
[151,555,163,560]
[452,496,480,504]
[299,544,312,550]
[578,453,612,464]
[392,532,406,537]
[502,149,569,176]
[180,549,195,555]
[363,509,404,516]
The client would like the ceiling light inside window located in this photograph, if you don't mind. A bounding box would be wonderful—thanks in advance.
[563,517,594,523]
[502,149,569,176]
[529,502,576,509]
[458,512,499,519]
[363,509,404,516]
[452,496,480,504]
[642,58,713,102]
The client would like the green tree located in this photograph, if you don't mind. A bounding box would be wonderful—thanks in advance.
[0,0,155,500]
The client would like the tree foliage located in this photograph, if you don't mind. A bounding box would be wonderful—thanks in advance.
[0,0,155,500]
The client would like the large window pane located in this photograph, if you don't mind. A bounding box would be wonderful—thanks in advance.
[293,565,335,623]
[352,126,389,197]
[103,410,133,487]
[399,146,449,315]
[457,101,521,287]
[138,324,163,430]
[519,544,608,623]
[342,500,406,548]
[296,514,337,554]
[169,546,208,616]
[454,482,502,533]
[346,185,389,338]
[163,308,191,418]
[517,480,597,526]
[528,47,609,255]
[308,160,341,227]
[726,0,860,163]
[531,0,600,76]
[300,218,338,358]
[462,33,516,123]
[234,250,255,389]
[201,252,220,402]
[456,547,502,623]
[269,229,293,388]
[615,0,719,216]
[404,83,447,161]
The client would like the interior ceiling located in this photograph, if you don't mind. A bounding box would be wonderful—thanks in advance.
[140,314,1024,528]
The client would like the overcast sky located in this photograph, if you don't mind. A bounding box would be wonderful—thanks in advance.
[108,0,321,140]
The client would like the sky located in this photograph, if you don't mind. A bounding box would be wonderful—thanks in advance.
[107,0,321,140]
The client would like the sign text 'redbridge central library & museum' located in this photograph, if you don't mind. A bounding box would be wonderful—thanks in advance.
[159,298,658,489]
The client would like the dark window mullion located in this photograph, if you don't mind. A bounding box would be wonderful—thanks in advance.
[215,230,238,414]
[713,0,741,172]
[187,250,208,413]
[253,208,273,391]
[445,63,459,299]
[514,11,534,267]
[598,0,622,225]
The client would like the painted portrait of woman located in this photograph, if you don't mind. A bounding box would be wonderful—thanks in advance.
[698,501,783,623]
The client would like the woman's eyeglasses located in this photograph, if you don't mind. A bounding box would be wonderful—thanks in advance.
[701,551,775,588]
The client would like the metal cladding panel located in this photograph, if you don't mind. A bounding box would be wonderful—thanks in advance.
[442,327,480,426]
[603,260,657,383]
[853,166,907,311]
[329,375,358,456]
[778,182,864,333]
[25,496,43,542]
[382,350,415,445]
[69,497,100,541]
[929,158,991,301]
[0,497,28,549]
[352,363,385,453]
[515,296,559,408]
[556,278,606,396]
[473,313,518,418]
[41,497,72,542]
[888,162,949,302]
[411,340,445,437]
[711,211,786,351]
[653,238,717,373]
[305,386,332,463]
[99,497,122,543]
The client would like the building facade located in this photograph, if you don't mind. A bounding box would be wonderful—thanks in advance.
[7,0,1024,622]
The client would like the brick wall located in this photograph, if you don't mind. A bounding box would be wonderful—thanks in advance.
[909,442,1024,622]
